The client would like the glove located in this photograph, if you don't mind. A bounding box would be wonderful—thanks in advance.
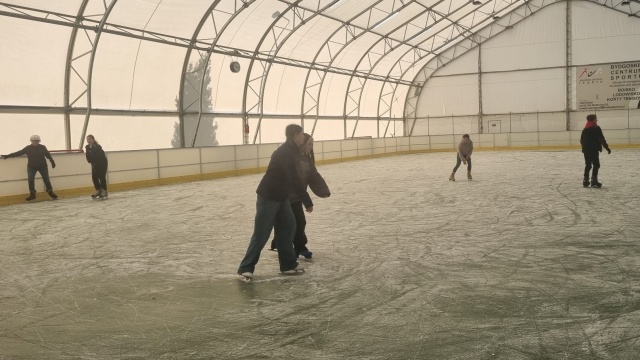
[606,147,611,154]
[51,162,56,169]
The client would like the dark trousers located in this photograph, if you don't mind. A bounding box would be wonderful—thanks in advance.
[453,155,472,172]
[583,151,600,180]
[271,201,308,255]
[27,166,53,193]
[92,165,108,190]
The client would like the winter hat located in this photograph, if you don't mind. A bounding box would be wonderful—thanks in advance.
[30,135,41,142]
[586,114,597,122]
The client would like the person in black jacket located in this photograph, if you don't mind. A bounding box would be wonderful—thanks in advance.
[85,135,109,199]
[270,133,330,259]
[1,135,58,201]
[237,124,313,281]
[580,114,611,188]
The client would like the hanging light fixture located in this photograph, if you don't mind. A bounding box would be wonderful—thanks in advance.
[621,0,630,5]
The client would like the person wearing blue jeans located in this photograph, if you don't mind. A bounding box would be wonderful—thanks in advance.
[237,124,313,279]
[2,135,58,201]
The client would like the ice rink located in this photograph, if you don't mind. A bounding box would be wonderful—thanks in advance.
[1,149,639,359]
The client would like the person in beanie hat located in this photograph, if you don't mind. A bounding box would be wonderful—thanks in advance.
[1,135,58,201]
[449,134,474,181]
[237,124,313,282]
[580,114,611,188]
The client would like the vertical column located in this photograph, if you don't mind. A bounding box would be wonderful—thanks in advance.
[478,43,483,134]
[565,0,572,131]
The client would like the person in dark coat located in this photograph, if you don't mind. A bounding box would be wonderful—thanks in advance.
[85,134,109,199]
[1,135,58,201]
[270,133,330,259]
[580,114,611,188]
[237,124,313,281]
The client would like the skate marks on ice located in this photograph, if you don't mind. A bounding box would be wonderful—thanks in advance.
[0,150,639,358]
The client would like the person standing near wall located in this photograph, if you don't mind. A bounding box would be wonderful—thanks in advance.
[237,124,313,282]
[270,133,331,259]
[449,134,473,181]
[1,135,58,201]
[581,114,611,188]
[85,135,109,199]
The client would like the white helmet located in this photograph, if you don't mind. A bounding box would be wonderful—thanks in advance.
[30,135,41,142]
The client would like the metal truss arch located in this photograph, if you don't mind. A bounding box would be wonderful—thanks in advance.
[178,0,255,147]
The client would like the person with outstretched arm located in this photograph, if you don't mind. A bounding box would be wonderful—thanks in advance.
[2,135,58,201]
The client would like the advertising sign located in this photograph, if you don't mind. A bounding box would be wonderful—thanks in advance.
[576,61,640,110]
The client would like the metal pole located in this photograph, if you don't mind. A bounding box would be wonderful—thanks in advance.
[478,42,484,134]
[565,0,572,131]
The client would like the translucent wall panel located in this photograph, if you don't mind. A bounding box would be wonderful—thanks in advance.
[70,115,177,151]
[308,119,345,141]
[379,120,403,138]
[92,34,184,110]
[214,117,244,146]
[108,0,210,39]
[435,48,478,76]
[416,74,479,117]
[278,17,340,63]
[319,73,350,116]
[359,81,384,117]
[482,69,565,114]
[373,45,413,76]
[0,114,66,154]
[209,53,249,113]
[4,0,82,13]
[331,33,380,71]
[214,1,288,52]
[263,65,307,115]
[0,18,69,106]
[572,2,640,65]
[249,118,301,144]
[390,85,409,118]
[481,5,565,72]
[346,120,377,138]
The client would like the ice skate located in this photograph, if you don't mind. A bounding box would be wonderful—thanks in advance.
[467,172,472,180]
[237,272,253,283]
[91,190,101,198]
[25,191,36,202]
[582,176,590,188]
[300,251,313,259]
[99,189,108,199]
[449,172,455,181]
[46,189,58,199]
[590,179,602,188]
[281,264,305,275]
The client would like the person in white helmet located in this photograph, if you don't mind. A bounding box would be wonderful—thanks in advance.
[1,135,58,201]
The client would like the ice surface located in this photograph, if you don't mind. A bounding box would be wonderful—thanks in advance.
[1,149,639,359]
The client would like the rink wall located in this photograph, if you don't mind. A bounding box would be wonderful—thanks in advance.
[1,129,639,205]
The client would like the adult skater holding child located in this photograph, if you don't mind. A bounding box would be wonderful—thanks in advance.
[85,135,109,199]
[449,134,473,181]
[237,124,313,282]
[581,114,611,188]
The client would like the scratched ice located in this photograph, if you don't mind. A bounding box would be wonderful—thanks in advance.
[1,149,639,359]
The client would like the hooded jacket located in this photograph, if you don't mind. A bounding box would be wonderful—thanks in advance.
[580,123,609,153]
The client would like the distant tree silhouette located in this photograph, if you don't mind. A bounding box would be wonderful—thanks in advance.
[172,57,218,148]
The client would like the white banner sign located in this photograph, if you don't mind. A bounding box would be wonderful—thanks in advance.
[576,61,640,110]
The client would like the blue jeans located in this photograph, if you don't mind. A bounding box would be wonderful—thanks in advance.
[237,195,298,274]
[27,167,53,193]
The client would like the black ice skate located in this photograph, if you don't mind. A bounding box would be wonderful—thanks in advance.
[25,191,36,202]
[237,272,253,283]
[449,172,455,181]
[583,176,590,188]
[281,264,305,275]
[467,172,473,180]
[99,189,108,199]
[590,179,602,188]
[91,190,101,198]
[46,189,58,199]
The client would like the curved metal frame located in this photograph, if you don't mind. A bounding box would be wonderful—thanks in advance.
[177,0,255,147]
[303,0,419,138]
[400,0,565,136]
[63,0,90,150]
[249,0,345,144]
[78,0,119,149]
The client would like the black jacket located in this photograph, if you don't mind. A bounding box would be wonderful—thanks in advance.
[580,125,609,153]
[4,144,55,169]
[256,141,313,209]
[289,150,331,202]
[85,144,108,167]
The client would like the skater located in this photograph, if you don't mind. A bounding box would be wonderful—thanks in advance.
[85,135,109,199]
[269,134,331,259]
[1,135,58,201]
[580,114,611,188]
[449,134,473,181]
[237,124,313,281]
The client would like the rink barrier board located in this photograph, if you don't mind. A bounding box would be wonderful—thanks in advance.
[1,142,639,206]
